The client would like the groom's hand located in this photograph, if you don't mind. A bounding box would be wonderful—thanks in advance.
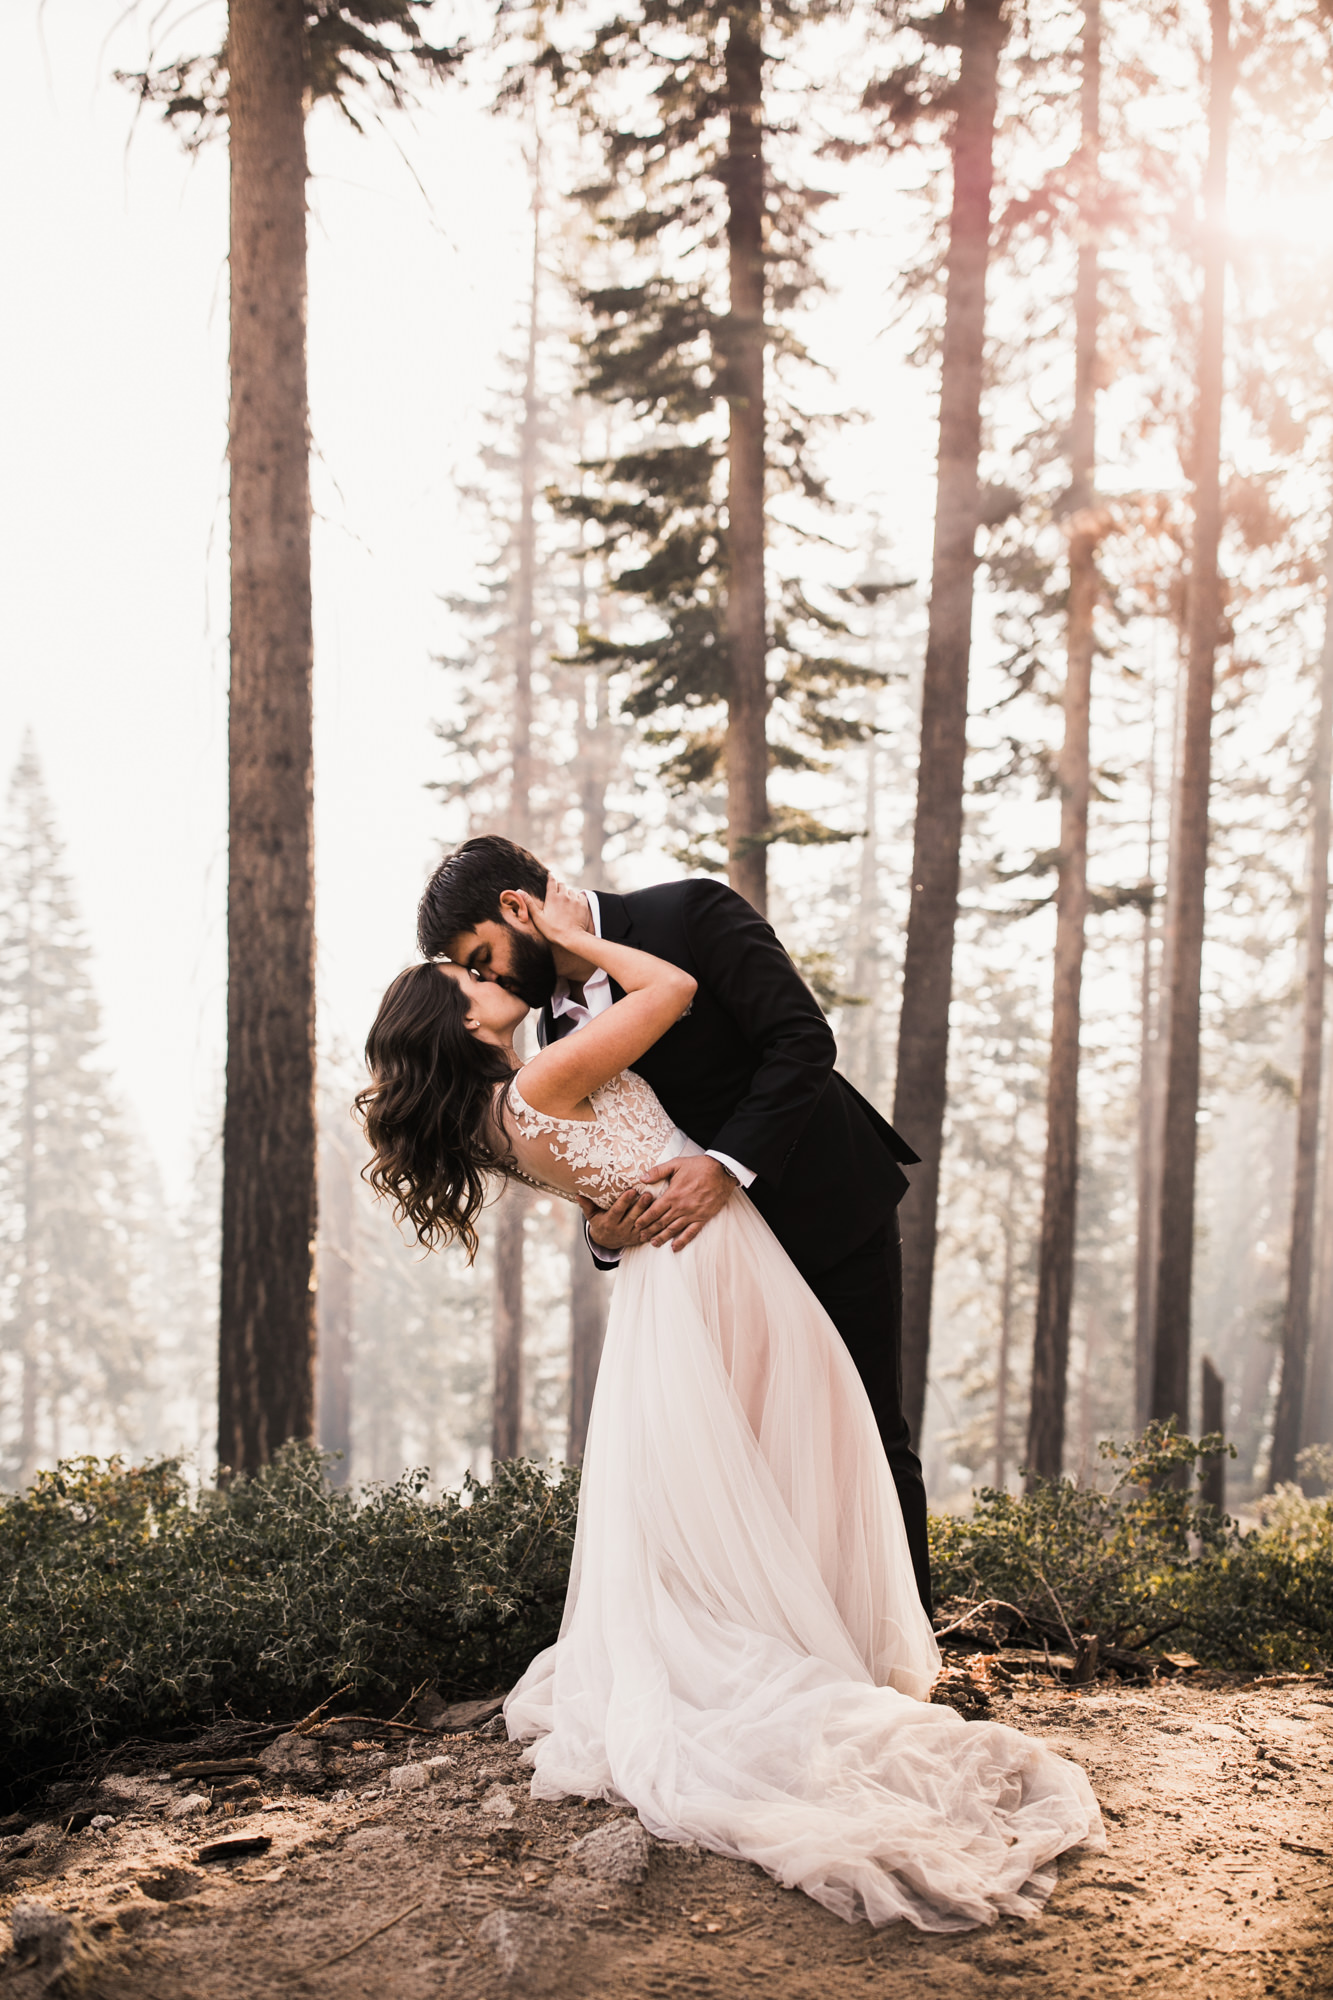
[635,1155,735,1251]
[581,1188,654,1253]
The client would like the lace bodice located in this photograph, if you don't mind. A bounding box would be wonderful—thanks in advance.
[502,1067,681,1209]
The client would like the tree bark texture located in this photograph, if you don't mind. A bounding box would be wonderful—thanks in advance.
[491,1186,527,1461]
[1304,1024,1333,1459]
[1200,1354,1225,1514]
[1270,529,1333,1485]
[489,186,544,1462]
[722,6,769,916]
[1027,0,1101,1487]
[316,1121,356,1486]
[568,1206,610,1461]
[218,0,317,1477]
[892,0,1006,1442]
[1150,0,1232,1430]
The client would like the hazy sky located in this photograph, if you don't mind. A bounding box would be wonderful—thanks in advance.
[1,0,936,1195]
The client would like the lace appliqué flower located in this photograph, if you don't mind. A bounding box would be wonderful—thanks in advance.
[506,1068,678,1210]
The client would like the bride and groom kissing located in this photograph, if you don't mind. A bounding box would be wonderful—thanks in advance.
[358,835,1104,1933]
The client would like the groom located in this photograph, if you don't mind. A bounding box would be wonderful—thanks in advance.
[418,835,932,1616]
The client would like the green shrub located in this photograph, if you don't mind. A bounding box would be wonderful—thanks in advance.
[4,1426,1330,1790]
[931,1423,1333,1673]
[0,1445,578,1783]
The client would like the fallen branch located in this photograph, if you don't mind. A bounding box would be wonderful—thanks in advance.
[297,1897,424,1973]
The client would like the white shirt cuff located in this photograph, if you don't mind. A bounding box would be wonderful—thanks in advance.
[707,1149,756,1189]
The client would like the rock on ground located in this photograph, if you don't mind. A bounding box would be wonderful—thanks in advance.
[571,1817,651,1885]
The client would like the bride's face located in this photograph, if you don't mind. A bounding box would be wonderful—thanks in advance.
[442,962,529,1047]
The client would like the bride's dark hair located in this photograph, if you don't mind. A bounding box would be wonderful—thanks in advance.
[355,962,515,1258]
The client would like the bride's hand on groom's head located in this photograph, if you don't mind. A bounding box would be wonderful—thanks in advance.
[513,881,585,944]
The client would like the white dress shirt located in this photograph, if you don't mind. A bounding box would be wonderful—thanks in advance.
[560,890,756,1261]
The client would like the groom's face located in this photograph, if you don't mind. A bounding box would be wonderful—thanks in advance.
[448,915,558,1009]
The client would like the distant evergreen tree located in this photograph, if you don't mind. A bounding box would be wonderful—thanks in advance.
[545,0,875,911]
[0,743,149,1485]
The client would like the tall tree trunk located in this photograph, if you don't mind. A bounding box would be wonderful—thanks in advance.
[994,1154,1018,1490]
[491,1191,526,1461]
[1026,1,1102,1487]
[1200,1354,1225,1512]
[567,557,612,1463]
[846,738,881,1099]
[723,5,769,915]
[568,1206,609,1461]
[316,1120,356,1486]
[1135,638,1186,1424]
[218,0,316,1478]
[892,0,1006,1441]
[1270,527,1333,1484]
[490,164,544,1464]
[17,818,38,1485]
[1305,1016,1333,1459]
[1150,0,1233,1430]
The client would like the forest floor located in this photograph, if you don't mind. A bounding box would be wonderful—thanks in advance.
[2,1669,1332,2000]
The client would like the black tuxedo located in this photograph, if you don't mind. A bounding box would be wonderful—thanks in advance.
[538,878,932,1614]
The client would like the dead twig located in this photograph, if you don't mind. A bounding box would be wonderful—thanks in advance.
[1280,1839,1331,1861]
[932,1597,1029,1641]
[290,1687,352,1737]
[295,1897,424,1973]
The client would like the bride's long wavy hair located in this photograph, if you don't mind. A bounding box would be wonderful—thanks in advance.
[355,962,515,1258]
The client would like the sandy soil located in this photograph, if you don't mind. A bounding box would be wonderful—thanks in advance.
[2,1670,1331,2000]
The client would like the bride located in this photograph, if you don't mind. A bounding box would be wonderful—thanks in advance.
[358,884,1104,1934]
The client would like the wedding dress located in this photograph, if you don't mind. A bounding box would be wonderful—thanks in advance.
[500,1067,1105,1932]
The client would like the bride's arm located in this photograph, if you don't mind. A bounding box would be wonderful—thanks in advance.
[506,887,696,1119]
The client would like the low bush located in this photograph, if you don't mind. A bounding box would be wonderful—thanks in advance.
[0,1445,578,1785]
[3,1425,1329,1791]
[931,1423,1333,1673]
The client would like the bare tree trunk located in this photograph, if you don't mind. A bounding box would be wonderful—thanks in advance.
[723,5,769,916]
[1027,0,1102,1486]
[491,1187,527,1461]
[489,167,544,1466]
[316,1120,356,1486]
[1150,0,1232,1430]
[994,1156,1017,1491]
[847,738,881,1099]
[892,0,1006,1441]
[1305,1028,1333,1459]
[1200,1354,1225,1512]
[218,0,317,1478]
[1271,528,1333,1484]
[568,1207,609,1461]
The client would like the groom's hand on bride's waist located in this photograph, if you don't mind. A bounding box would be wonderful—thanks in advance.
[581,1187,655,1253]
[634,1155,737,1252]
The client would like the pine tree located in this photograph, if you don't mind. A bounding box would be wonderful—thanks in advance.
[0,742,149,1485]
[877,0,1009,1443]
[120,1,461,1475]
[1026,0,1106,1485]
[553,0,874,914]
[1150,0,1234,1430]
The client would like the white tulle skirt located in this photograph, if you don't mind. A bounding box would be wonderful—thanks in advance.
[505,1149,1105,1932]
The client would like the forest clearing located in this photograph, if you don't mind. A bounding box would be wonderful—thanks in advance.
[10,0,1333,1982]
[2,1672,1331,1999]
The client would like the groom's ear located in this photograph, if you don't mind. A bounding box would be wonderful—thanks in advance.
[498,889,532,929]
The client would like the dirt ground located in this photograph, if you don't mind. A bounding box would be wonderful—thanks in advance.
[3,1669,1332,2000]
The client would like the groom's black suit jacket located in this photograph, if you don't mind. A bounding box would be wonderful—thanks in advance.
[537,879,919,1280]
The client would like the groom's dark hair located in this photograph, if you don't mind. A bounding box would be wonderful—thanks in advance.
[417,835,550,958]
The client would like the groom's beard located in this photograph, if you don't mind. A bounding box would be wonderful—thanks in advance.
[499,925,559,1009]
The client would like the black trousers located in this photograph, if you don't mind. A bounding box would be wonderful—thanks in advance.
[803,1220,933,1620]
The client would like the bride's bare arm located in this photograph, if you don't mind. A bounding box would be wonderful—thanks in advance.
[507,887,696,1118]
